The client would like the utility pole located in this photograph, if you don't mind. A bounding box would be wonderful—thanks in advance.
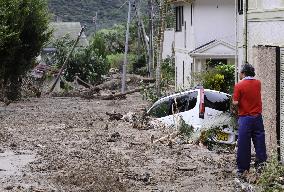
[243,0,248,63]
[122,0,131,93]
[49,26,86,93]
[93,12,98,34]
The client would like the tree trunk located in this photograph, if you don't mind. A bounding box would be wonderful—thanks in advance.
[6,75,22,101]
[148,0,154,78]
[156,0,166,97]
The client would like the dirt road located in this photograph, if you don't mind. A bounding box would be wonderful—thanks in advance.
[0,93,239,191]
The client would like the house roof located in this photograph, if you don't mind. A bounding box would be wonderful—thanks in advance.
[49,22,89,47]
[189,40,236,59]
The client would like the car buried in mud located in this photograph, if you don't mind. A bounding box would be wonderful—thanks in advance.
[147,87,237,145]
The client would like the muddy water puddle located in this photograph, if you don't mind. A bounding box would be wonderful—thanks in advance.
[0,150,35,178]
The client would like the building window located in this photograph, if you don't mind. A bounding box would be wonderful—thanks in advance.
[238,0,248,15]
[238,0,243,15]
[175,6,183,32]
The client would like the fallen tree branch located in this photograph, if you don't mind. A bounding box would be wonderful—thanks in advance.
[98,85,155,100]
[75,76,93,89]
[152,131,179,144]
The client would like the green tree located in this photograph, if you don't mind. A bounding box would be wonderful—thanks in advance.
[64,47,108,85]
[50,36,109,85]
[0,0,51,100]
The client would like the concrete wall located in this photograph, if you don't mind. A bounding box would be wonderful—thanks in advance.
[253,46,278,152]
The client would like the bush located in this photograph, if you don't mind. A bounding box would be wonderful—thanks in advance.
[192,64,235,93]
[65,47,108,84]
[50,36,109,85]
[89,33,107,59]
[106,53,136,73]
[257,155,284,192]
[161,57,175,85]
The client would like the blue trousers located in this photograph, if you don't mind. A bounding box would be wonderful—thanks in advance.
[237,115,267,172]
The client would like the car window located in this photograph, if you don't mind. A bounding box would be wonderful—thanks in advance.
[169,91,198,115]
[148,100,171,118]
[204,91,230,112]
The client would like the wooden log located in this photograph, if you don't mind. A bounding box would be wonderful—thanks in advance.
[75,76,93,89]
[99,85,155,100]
[152,131,179,144]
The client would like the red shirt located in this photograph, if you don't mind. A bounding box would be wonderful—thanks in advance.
[233,79,262,116]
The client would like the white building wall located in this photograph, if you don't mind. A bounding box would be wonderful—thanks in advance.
[175,51,192,90]
[193,0,236,47]
[237,0,284,69]
[162,29,175,59]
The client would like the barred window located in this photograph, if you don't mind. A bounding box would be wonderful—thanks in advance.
[175,6,184,32]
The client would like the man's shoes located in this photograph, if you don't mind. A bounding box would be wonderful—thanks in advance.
[237,171,244,179]
[255,162,266,174]
[236,170,249,182]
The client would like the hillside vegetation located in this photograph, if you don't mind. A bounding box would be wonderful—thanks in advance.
[48,0,128,35]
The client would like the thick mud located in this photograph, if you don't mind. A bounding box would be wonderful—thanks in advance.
[0,93,240,191]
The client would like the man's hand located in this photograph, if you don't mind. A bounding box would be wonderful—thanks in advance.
[232,100,239,106]
[231,100,238,116]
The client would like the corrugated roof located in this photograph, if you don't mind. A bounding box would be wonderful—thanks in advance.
[49,22,89,47]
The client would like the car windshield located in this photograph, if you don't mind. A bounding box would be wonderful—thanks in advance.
[204,91,230,112]
[148,91,198,118]
[148,100,171,118]
[169,91,198,115]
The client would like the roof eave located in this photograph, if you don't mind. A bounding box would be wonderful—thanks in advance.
[189,53,236,59]
[168,0,194,5]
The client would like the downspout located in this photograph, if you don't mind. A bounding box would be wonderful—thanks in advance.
[235,0,238,83]
[243,0,248,63]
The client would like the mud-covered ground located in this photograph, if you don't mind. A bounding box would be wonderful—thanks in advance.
[0,93,240,191]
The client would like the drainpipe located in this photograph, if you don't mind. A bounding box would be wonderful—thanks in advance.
[235,0,238,83]
[243,0,248,63]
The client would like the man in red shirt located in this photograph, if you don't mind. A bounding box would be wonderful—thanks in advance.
[233,63,267,176]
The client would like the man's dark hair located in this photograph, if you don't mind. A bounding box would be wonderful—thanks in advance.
[240,63,255,77]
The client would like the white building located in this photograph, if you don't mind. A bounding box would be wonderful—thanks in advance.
[170,0,236,90]
[237,0,284,70]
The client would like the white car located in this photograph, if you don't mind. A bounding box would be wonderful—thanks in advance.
[147,87,237,144]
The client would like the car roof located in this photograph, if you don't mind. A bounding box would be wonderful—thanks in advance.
[151,89,231,106]
[160,88,229,99]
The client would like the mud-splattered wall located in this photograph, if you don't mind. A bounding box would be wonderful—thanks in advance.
[252,46,278,153]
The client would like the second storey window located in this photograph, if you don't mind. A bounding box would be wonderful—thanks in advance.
[238,0,243,15]
[175,6,183,32]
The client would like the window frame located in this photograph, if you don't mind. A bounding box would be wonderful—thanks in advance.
[175,6,184,32]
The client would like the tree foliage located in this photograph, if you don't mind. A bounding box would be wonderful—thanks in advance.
[0,0,51,100]
[193,64,235,93]
[50,36,109,85]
